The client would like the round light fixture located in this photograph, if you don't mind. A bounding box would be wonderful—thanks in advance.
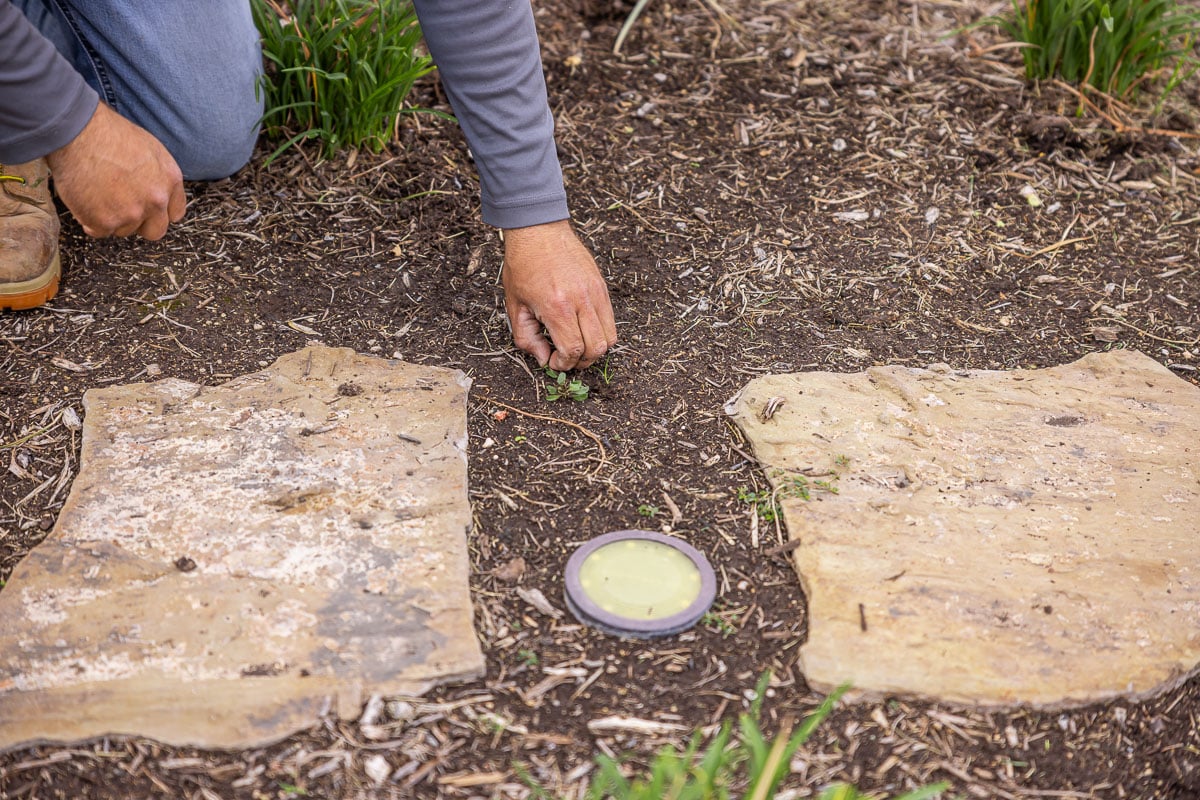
[564,530,717,638]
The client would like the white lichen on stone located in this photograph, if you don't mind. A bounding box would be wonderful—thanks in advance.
[0,347,482,751]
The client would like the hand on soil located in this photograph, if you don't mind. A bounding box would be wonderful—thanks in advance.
[502,220,617,371]
[46,102,186,240]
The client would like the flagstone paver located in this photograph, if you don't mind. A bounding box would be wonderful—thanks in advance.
[0,346,483,751]
[728,350,1200,708]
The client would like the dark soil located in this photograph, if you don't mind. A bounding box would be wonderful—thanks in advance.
[3,1,1199,798]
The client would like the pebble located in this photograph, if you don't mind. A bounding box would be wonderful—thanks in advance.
[387,700,416,722]
[363,754,391,785]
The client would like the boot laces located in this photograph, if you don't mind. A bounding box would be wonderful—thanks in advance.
[0,166,44,207]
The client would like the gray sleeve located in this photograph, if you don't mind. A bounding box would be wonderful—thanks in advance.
[411,0,570,229]
[0,3,98,164]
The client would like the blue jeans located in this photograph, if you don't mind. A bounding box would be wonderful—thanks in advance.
[13,0,263,180]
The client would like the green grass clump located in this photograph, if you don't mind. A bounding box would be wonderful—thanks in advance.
[522,675,949,800]
[251,0,438,161]
[985,0,1200,102]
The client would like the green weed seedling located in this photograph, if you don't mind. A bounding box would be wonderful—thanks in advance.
[701,610,737,637]
[739,473,836,523]
[738,486,780,522]
[545,368,590,402]
[597,355,616,386]
[637,503,661,518]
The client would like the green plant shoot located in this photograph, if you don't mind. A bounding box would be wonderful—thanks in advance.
[251,0,440,161]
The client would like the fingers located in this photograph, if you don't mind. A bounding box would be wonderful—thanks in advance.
[547,303,610,372]
[136,166,185,241]
[136,213,170,241]
[501,220,618,372]
[168,181,188,224]
[510,295,612,373]
[47,102,186,242]
[89,177,183,240]
[508,301,553,367]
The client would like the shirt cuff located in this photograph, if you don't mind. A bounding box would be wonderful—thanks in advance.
[482,191,570,230]
[1,86,97,164]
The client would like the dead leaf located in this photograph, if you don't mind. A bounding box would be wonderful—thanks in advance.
[786,48,807,69]
[438,772,507,788]
[491,557,526,583]
[51,357,89,374]
[517,587,562,618]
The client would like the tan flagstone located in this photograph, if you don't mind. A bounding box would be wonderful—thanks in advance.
[728,350,1200,708]
[0,346,483,751]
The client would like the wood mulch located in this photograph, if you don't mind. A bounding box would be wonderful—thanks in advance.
[2,1,1198,798]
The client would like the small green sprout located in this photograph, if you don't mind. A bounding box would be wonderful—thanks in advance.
[517,648,539,667]
[701,611,737,637]
[737,486,782,522]
[544,368,589,402]
[739,473,838,521]
[597,356,615,385]
[637,504,661,518]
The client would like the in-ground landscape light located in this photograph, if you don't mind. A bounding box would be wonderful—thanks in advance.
[564,530,717,638]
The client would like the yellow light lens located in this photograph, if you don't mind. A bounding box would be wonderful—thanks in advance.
[578,538,702,621]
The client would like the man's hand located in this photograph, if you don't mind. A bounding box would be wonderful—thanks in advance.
[45,102,186,240]
[502,220,617,371]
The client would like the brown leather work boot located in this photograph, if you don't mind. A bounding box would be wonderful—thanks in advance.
[0,159,61,311]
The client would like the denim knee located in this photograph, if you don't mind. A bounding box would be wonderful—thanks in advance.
[32,0,267,181]
[166,90,264,181]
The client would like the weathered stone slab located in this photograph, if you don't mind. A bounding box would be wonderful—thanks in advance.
[728,350,1200,708]
[0,346,483,751]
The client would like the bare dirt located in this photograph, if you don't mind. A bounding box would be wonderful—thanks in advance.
[2,1,1199,798]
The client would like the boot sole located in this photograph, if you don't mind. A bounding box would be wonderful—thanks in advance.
[0,251,61,311]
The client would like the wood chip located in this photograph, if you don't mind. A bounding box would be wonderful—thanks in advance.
[51,357,90,373]
[437,771,507,787]
[587,716,688,736]
[491,556,526,582]
[516,587,562,618]
[286,320,320,336]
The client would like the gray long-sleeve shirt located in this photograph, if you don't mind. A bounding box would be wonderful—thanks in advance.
[0,3,98,167]
[0,0,568,229]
